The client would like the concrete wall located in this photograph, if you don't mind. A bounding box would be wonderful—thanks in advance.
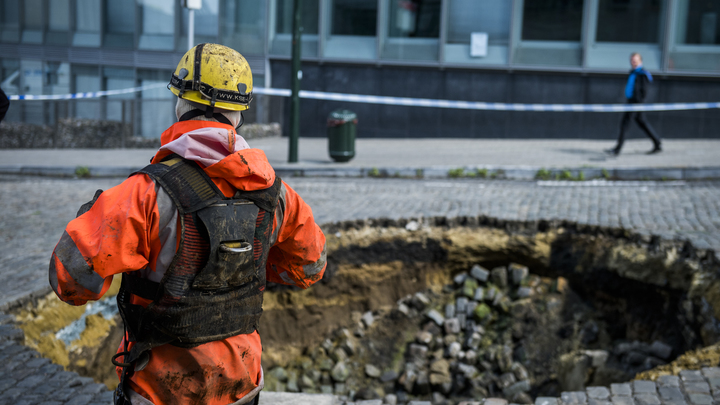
[270,61,720,139]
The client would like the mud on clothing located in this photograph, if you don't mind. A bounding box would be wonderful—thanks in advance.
[49,120,327,405]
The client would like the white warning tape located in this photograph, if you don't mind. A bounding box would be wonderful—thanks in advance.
[9,84,720,112]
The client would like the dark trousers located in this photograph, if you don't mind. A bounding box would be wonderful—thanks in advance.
[614,110,661,151]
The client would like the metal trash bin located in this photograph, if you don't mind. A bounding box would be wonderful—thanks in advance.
[327,109,357,163]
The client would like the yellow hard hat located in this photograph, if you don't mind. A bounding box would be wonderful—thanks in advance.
[169,43,253,112]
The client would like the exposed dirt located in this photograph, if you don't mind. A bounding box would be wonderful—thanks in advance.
[635,343,720,380]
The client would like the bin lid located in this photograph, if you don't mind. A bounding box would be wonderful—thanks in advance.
[328,109,357,123]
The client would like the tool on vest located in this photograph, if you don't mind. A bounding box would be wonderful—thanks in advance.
[168,43,253,121]
[112,156,281,404]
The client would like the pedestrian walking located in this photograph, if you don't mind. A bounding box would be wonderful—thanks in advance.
[49,43,327,405]
[606,52,662,155]
[0,87,9,123]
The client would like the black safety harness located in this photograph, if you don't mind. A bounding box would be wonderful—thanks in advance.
[112,156,281,405]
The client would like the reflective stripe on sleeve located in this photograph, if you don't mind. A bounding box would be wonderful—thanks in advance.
[54,230,105,294]
[152,185,179,283]
[303,243,327,277]
[270,182,287,247]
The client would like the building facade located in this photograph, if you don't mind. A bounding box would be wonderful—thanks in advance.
[1,0,719,138]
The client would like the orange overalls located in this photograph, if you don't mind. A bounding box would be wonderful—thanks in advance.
[49,121,327,405]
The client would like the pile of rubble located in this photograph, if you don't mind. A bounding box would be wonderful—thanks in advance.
[263,261,681,405]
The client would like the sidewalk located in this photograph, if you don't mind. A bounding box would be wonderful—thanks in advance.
[1,138,719,180]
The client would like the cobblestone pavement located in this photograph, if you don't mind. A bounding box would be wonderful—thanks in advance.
[1,175,719,404]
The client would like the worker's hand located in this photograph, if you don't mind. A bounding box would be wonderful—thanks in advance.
[76,189,104,217]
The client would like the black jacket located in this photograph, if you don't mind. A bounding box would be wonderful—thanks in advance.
[629,69,651,103]
[0,88,9,123]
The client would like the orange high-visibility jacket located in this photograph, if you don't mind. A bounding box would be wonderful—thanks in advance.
[49,121,327,405]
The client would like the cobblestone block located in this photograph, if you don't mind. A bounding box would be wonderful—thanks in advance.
[589,400,612,405]
[54,388,78,402]
[15,395,44,405]
[0,313,13,325]
[484,399,509,405]
[687,394,712,405]
[683,382,710,394]
[680,371,705,383]
[588,387,611,400]
[658,376,681,388]
[659,386,686,402]
[536,398,559,405]
[634,381,658,394]
[706,377,720,393]
[634,395,661,405]
[701,367,720,379]
[562,391,588,404]
[612,396,636,405]
[0,324,24,342]
[77,376,95,386]
[0,377,17,392]
[80,383,107,395]
[64,394,95,405]
[613,384,633,396]
[37,402,63,405]
[17,374,46,388]
[25,356,51,369]
[2,387,25,400]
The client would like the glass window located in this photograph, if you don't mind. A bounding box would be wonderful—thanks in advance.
[104,68,135,122]
[382,0,440,61]
[447,0,511,44]
[444,0,511,65]
[522,0,584,41]
[596,0,662,43]
[220,0,266,55]
[276,0,318,34]
[49,0,70,31]
[269,0,318,57]
[181,0,219,51]
[388,0,439,38]
[138,69,175,138]
[105,0,135,48]
[45,62,70,95]
[331,0,377,36]
[22,0,44,43]
[0,0,20,42]
[74,0,101,46]
[1,58,20,94]
[681,0,720,44]
[138,0,175,50]
[73,65,101,119]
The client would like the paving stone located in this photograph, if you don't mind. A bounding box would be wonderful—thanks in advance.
[536,398,559,405]
[0,377,16,393]
[612,396,636,405]
[706,377,720,393]
[37,402,63,405]
[634,395,661,405]
[93,390,114,403]
[680,371,706,383]
[14,396,43,405]
[588,387,611,400]
[484,399,509,405]
[0,324,24,342]
[25,356,51,369]
[658,376,681,388]
[683,382,711,394]
[687,394,713,405]
[80,383,108,395]
[659,387,686,402]
[63,394,95,405]
[634,381,658,394]
[562,391,588,405]
[613,384,633,397]
[701,367,720,379]
[589,400,612,405]
[17,374,47,388]
[2,387,26,400]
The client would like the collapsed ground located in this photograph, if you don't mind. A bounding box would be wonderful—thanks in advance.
[12,218,720,403]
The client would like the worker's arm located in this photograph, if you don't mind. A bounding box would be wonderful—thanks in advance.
[49,175,161,305]
[265,181,326,289]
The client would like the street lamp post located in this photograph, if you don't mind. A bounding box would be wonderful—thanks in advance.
[182,0,202,50]
[288,0,302,163]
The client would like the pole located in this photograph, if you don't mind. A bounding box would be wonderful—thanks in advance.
[288,0,302,163]
[188,9,195,50]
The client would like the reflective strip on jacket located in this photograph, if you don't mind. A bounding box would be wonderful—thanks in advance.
[49,120,327,405]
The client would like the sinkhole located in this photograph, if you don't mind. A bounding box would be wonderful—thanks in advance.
[12,216,720,404]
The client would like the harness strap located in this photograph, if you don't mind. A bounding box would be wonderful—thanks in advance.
[178,108,234,127]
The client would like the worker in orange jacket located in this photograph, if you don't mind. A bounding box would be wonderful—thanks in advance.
[49,43,327,405]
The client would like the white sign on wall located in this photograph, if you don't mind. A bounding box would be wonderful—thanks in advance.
[470,32,488,58]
